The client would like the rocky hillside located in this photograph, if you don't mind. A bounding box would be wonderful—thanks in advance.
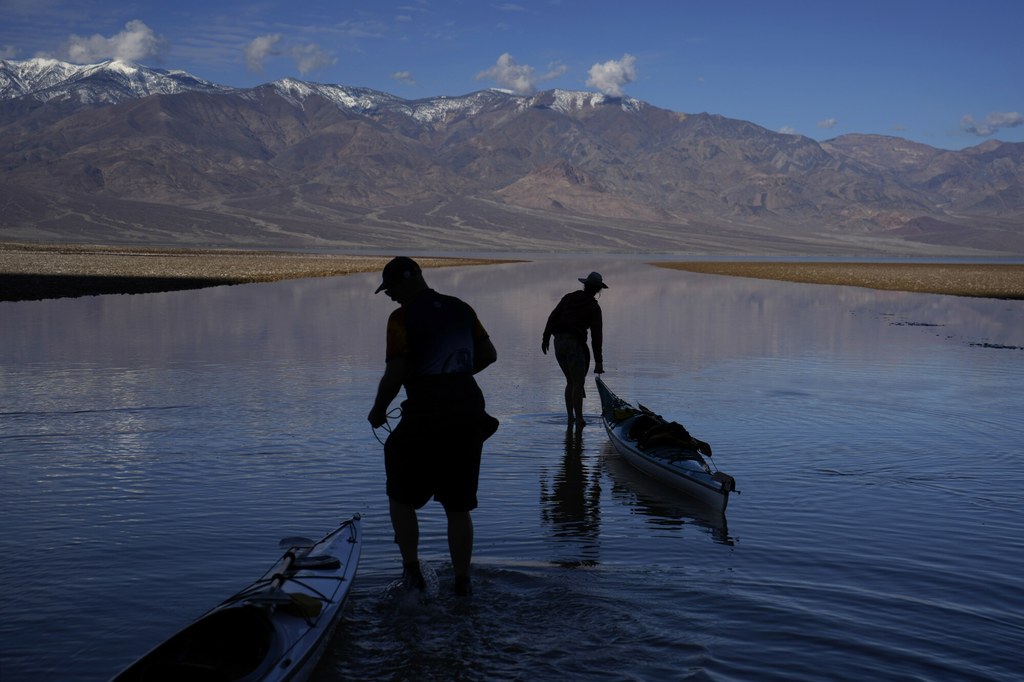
[2,58,1022,255]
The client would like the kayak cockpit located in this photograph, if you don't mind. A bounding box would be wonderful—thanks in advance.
[113,606,278,681]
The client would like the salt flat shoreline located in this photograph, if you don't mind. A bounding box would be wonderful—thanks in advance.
[0,243,513,302]
[655,261,1024,300]
[2,242,1022,301]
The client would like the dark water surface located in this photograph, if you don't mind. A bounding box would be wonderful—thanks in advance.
[2,258,1022,681]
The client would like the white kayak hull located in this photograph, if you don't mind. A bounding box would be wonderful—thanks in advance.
[596,377,734,513]
[112,515,362,682]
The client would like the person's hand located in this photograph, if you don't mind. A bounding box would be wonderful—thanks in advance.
[594,362,604,374]
[368,406,388,429]
[541,339,549,354]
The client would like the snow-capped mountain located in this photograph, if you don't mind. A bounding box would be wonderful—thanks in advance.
[249,78,514,124]
[1,58,1021,255]
[0,58,231,104]
[0,58,81,98]
[1,58,644,120]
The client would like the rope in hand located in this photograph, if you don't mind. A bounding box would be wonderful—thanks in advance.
[371,407,403,446]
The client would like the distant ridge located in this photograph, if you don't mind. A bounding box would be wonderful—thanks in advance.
[2,58,1022,256]
[0,58,230,103]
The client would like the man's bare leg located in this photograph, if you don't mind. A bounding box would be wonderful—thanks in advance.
[389,499,424,589]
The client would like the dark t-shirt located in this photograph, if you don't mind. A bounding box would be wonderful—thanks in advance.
[385,289,489,412]
[543,290,603,362]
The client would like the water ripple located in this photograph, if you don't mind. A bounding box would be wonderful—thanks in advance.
[2,261,1022,681]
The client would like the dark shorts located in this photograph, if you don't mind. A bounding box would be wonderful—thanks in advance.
[384,409,498,513]
[554,333,590,377]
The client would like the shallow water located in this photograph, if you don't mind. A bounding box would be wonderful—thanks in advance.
[2,258,1022,681]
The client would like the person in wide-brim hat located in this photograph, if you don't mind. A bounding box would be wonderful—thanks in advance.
[578,271,608,289]
[541,271,608,429]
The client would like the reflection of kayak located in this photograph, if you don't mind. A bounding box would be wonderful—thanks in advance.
[601,444,732,545]
[596,377,736,512]
[112,515,362,682]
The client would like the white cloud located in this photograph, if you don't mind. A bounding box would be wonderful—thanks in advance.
[779,126,798,135]
[586,53,636,97]
[543,61,569,80]
[60,20,167,64]
[391,71,416,85]
[291,43,336,76]
[476,53,537,94]
[475,53,568,95]
[244,34,282,72]
[817,117,838,129]
[961,111,1023,137]
[244,35,335,76]
[0,45,18,59]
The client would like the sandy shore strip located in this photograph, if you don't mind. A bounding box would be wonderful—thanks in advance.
[5,244,1022,302]
[653,261,1024,300]
[0,242,516,302]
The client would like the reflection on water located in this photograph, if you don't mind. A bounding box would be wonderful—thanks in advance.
[2,257,1023,682]
[539,428,602,567]
[602,442,733,546]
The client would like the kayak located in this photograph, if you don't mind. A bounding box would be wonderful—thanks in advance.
[596,377,736,512]
[112,515,362,682]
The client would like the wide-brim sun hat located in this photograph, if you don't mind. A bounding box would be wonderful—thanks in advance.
[579,271,608,289]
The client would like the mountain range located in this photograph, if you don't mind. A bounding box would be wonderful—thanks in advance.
[2,58,1022,256]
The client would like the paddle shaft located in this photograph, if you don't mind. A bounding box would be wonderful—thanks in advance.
[270,545,310,591]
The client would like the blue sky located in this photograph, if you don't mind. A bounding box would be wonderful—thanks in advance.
[2,0,1022,149]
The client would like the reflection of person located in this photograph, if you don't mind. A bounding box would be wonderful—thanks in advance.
[542,272,607,428]
[539,429,602,567]
[368,257,498,596]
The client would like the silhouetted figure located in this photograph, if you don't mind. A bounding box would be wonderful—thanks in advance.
[368,257,498,596]
[542,272,607,429]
